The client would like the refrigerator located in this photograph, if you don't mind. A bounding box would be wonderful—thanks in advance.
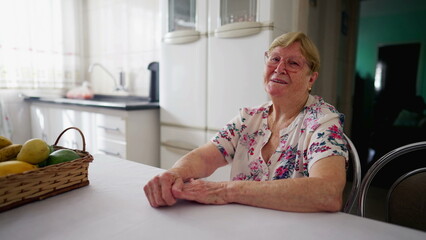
[159,0,208,170]
[160,0,305,180]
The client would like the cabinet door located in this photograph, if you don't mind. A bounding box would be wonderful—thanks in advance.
[93,113,127,159]
[48,108,94,152]
[94,113,126,142]
[48,108,74,148]
[160,145,188,169]
[160,125,205,168]
[30,104,50,142]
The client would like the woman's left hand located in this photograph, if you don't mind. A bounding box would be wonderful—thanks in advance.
[172,178,229,205]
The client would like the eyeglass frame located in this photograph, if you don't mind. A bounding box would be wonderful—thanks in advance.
[264,51,312,73]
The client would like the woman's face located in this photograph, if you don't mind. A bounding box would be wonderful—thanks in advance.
[263,42,318,100]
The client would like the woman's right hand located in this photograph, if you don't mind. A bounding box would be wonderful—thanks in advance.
[143,170,183,207]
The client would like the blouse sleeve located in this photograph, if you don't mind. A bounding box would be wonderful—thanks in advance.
[306,112,349,170]
[210,114,244,163]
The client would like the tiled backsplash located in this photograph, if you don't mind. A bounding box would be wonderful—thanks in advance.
[84,0,161,97]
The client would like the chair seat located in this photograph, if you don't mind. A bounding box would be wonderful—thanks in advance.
[387,168,426,231]
[358,142,426,231]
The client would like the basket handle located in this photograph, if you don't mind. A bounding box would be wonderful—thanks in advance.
[53,127,86,152]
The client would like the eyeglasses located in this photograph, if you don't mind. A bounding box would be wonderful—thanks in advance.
[264,52,309,72]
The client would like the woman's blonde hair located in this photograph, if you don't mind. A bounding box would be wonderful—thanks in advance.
[268,32,320,73]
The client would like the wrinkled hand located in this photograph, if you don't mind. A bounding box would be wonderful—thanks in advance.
[144,171,182,207]
[172,179,229,205]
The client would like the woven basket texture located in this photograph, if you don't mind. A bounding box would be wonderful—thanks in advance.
[0,127,94,212]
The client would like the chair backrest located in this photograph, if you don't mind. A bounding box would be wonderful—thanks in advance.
[386,167,426,231]
[342,134,362,213]
[357,141,426,219]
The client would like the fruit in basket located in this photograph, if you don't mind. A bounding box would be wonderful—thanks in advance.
[37,144,56,167]
[0,144,23,162]
[46,149,80,165]
[0,136,13,149]
[0,160,37,177]
[49,145,55,153]
[17,138,50,164]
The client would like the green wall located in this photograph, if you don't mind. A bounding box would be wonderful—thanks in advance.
[356,11,426,96]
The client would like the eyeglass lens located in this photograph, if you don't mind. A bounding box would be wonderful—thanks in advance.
[265,54,305,72]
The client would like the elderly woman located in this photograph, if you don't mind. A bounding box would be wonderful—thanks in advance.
[144,32,348,212]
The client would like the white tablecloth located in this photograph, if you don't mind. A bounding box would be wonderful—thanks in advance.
[0,154,425,240]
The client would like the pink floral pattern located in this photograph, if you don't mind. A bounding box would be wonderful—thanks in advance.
[211,95,348,181]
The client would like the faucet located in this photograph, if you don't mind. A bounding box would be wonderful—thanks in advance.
[88,63,127,92]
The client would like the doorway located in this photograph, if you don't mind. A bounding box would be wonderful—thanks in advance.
[352,41,425,178]
[373,43,421,130]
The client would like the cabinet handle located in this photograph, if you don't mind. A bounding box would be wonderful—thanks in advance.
[161,141,197,152]
[98,149,121,157]
[98,125,120,132]
[163,145,190,155]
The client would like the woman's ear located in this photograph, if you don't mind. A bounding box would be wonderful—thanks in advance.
[308,71,318,88]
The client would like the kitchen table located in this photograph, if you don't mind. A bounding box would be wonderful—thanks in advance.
[0,154,425,240]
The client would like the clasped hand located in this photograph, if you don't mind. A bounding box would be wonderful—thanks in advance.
[143,171,228,207]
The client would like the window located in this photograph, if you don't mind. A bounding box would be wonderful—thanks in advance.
[0,0,83,89]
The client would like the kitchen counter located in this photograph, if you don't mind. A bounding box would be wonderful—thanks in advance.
[0,154,425,240]
[24,94,159,111]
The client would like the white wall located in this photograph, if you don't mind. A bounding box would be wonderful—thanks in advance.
[306,0,358,135]
[83,0,161,96]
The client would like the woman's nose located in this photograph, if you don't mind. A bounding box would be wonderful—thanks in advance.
[274,60,287,74]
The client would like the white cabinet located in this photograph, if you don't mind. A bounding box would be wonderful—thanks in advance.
[30,103,95,153]
[30,104,50,142]
[92,109,160,167]
[160,125,206,169]
[160,0,209,171]
[29,102,160,167]
[49,108,94,152]
[93,114,126,158]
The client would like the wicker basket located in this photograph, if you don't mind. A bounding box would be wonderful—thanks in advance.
[0,127,94,212]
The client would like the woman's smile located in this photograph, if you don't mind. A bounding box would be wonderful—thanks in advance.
[270,78,288,84]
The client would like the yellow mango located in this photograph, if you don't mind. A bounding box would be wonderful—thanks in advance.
[0,136,12,149]
[0,160,37,177]
[0,144,22,162]
[17,138,50,164]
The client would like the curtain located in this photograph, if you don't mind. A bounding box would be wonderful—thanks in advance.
[0,0,83,89]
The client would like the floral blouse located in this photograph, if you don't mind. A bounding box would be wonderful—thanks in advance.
[211,95,348,181]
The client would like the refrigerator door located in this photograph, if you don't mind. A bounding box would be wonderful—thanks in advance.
[163,30,201,44]
[219,0,258,25]
[160,0,207,128]
[167,0,197,32]
[210,0,276,38]
[211,0,261,38]
[207,30,271,131]
[160,38,207,128]
[163,0,205,44]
